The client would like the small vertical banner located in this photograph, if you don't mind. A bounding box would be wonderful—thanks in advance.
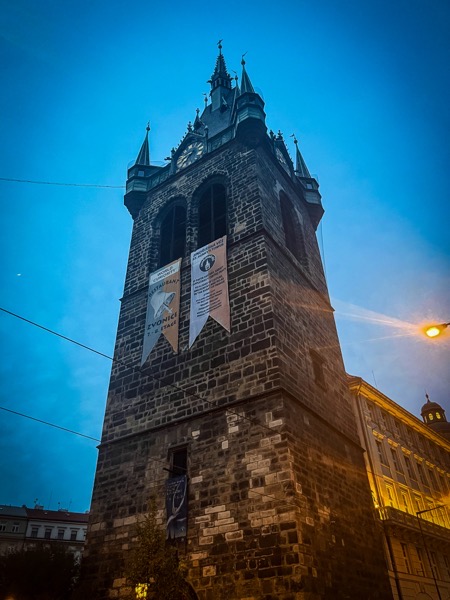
[141,259,181,365]
[165,475,188,539]
[189,236,230,348]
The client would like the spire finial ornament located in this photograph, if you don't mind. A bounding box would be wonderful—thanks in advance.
[291,133,298,145]
[425,392,431,403]
[218,39,223,54]
[241,51,247,66]
[203,93,208,107]
[146,121,150,132]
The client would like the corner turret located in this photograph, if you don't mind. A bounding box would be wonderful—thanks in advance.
[293,136,323,230]
[421,394,450,441]
[125,124,162,219]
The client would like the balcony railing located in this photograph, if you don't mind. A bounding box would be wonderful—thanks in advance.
[378,505,450,541]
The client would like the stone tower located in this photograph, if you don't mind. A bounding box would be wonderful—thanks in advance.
[83,46,393,600]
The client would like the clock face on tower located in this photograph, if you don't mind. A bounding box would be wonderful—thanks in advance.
[276,147,290,174]
[176,141,205,170]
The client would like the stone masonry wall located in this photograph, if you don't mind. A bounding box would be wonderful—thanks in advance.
[84,136,392,599]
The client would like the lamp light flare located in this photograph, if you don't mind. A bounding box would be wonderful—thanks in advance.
[424,322,450,338]
[425,326,441,338]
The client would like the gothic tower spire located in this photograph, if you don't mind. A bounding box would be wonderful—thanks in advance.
[293,135,311,178]
[135,123,150,166]
[209,40,232,111]
[240,55,255,94]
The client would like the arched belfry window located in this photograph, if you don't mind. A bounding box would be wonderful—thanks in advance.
[159,203,186,267]
[198,183,227,248]
[280,192,307,266]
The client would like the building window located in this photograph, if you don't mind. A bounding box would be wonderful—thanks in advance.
[443,555,450,579]
[44,527,52,539]
[198,184,227,248]
[404,455,415,481]
[430,552,441,580]
[414,496,422,513]
[416,547,429,577]
[416,461,429,488]
[159,204,186,267]
[12,523,19,533]
[366,401,376,422]
[170,447,188,478]
[401,543,411,574]
[70,529,78,541]
[386,485,395,507]
[400,490,410,514]
[428,468,438,491]
[310,349,326,389]
[376,440,388,466]
[0,522,6,532]
[57,528,65,540]
[280,192,307,266]
[390,448,403,473]
[30,526,39,538]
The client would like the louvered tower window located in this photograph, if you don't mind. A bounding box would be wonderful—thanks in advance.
[198,184,227,248]
[159,204,186,267]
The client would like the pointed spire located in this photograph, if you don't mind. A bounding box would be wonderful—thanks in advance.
[240,54,255,94]
[194,108,203,131]
[233,73,240,96]
[135,122,150,166]
[210,39,232,91]
[293,135,311,178]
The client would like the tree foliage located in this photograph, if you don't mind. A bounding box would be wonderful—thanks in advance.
[0,543,79,600]
[125,498,194,600]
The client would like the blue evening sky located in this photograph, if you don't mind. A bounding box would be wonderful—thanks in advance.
[1,0,449,512]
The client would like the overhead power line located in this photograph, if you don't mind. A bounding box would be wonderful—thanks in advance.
[0,405,100,442]
[0,177,125,189]
[0,306,279,437]
[0,307,300,511]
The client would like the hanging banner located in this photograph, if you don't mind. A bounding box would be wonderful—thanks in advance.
[165,475,188,539]
[189,236,230,348]
[141,259,181,365]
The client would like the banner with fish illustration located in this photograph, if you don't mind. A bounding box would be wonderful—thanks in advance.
[141,259,181,365]
[165,474,188,539]
[189,236,230,348]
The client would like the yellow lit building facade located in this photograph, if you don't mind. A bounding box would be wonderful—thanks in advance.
[349,377,450,600]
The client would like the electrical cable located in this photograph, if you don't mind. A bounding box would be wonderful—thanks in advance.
[1,306,301,509]
[0,306,278,437]
[0,177,125,189]
[0,405,100,442]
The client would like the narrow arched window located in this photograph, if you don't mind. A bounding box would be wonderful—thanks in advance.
[198,184,227,248]
[280,192,306,266]
[159,204,186,267]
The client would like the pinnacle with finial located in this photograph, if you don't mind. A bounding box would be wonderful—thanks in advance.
[135,122,151,166]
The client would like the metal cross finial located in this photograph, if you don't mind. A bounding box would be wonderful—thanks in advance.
[290,133,298,145]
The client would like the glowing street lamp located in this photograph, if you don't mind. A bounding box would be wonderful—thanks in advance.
[424,322,450,338]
